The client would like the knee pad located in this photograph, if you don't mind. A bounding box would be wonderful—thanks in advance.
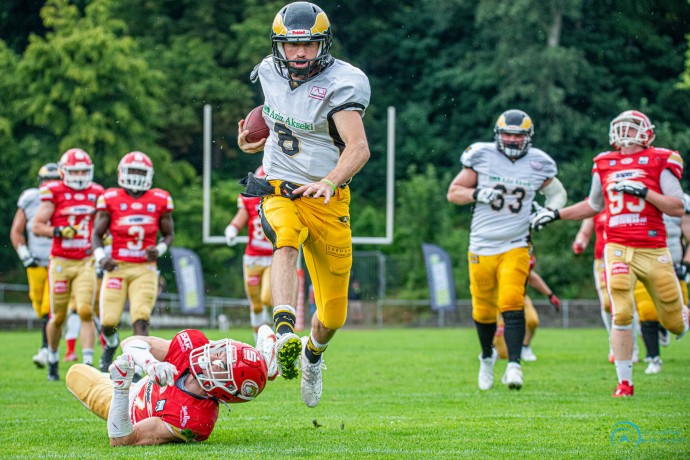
[525,315,539,330]
[77,304,93,322]
[51,311,67,327]
[499,287,525,311]
[320,297,347,330]
[649,270,680,304]
[612,310,633,328]
[608,271,632,293]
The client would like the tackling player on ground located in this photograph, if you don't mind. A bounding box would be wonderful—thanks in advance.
[447,109,567,391]
[10,162,61,368]
[33,149,103,380]
[225,166,275,344]
[532,110,689,397]
[237,1,371,407]
[91,151,175,373]
[66,327,275,445]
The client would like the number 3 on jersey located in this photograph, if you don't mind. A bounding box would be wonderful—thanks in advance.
[275,122,301,157]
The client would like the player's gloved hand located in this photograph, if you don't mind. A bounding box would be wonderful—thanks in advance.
[224,224,238,247]
[144,361,178,387]
[613,180,648,198]
[472,187,501,205]
[109,354,135,390]
[572,240,585,255]
[17,245,38,268]
[674,262,690,282]
[54,226,77,238]
[548,293,561,312]
[530,208,560,232]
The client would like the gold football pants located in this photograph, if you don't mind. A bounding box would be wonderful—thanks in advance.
[48,257,96,326]
[605,243,685,333]
[26,266,50,318]
[261,186,352,330]
[594,258,611,314]
[468,247,530,323]
[100,262,158,327]
[634,278,688,322]
[244,260,272,314]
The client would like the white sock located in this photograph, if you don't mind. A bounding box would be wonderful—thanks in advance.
[48,349,59,364]
[614,360,633,384]
[107,389,134,438]
[82,349,94,366]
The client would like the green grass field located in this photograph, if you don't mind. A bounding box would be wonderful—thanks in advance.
[1,327,688,459]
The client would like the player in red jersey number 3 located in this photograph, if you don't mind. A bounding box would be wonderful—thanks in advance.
[92,151,175,372]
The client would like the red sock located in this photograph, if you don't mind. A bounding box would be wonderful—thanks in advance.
[66,338,76,355]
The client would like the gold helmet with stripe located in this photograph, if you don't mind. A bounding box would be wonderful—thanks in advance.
[271,2,333,83]
[494,109,534,160]
[37,162,61,186]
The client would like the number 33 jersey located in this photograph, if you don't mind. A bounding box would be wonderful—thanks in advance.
[97,188,174,263]
[254,56,370,185]
[461,142,557,255]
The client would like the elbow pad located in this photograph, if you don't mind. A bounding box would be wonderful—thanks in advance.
[122,338,158,368]
[541,177,567,210]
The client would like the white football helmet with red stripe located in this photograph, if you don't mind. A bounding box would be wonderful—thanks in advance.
[59,148,94,190]
[118,151,154,192]
[609,110,655,150]
[189,339,268,403]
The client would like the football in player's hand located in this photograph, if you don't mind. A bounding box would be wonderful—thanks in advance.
[244,105,270,143]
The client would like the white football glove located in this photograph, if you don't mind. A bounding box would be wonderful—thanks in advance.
[530,207,560,232]
[224,224,239,247]
[613,180,648,198]
[109,354,135,390]
[472,187,501,205]
[144,361,178,387]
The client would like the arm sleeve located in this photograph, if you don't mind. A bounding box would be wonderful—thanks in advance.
[660,169,684,201]
[587,173,605,212]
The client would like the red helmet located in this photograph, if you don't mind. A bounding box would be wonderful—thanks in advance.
[609,110,655,150]
[255,165,266,178]
[59,148,93,190]
[118,151,154,192]
[189,339,267,403]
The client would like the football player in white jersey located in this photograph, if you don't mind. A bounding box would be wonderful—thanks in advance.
[10,163,61,368]
[237,1,371,408]
[447,109,567,391]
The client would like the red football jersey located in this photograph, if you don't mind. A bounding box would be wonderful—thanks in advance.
[593,147,683,248]
[130,329,219,442]
[593,211,607,260]
[39,181,103,259]
[97,188,173,263]
[237,195,273,257]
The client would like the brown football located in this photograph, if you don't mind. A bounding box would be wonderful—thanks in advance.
[244,105,270,143]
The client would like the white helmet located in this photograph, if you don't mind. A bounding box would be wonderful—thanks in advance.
[118,151,154,192]
[59,148,94,190]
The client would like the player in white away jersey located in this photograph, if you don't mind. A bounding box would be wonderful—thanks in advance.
[237,1,371,408]
[447,109,567,391]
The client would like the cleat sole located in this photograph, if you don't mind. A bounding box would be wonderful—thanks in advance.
[277,337,302,380]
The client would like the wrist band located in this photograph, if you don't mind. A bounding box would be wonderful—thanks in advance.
[320,178,336,192]
[155,242,168,257]
[93,247,106,264]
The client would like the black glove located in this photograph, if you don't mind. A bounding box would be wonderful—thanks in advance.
[674,262,690,281]
[239,172,274,197]
[530,209,560,232]
[613,180,648,198]
[21,254,38,268]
